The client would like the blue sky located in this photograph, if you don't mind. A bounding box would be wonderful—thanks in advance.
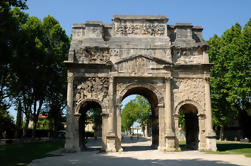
[8,0,251,119]
[25,0,251,40]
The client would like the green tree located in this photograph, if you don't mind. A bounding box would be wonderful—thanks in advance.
[208,19,251,139]
[121,96,151,133]
[6,9,70,137]
[0,0,27,111]
[121,100,139,132]
[0,109,16,138]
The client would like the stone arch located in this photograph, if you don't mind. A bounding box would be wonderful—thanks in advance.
[74,98,105,115]
[117,82,164,148]
[174,99,203,116]
[174,100,203,150]
[117,83,164,106]
[74,98,104,151]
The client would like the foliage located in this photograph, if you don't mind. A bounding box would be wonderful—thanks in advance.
[121,96,151,131]
[121,100,139,131]
[0,1,70,138]
[0,110,16,138]
[208,18,251,139]
[0,140,64,166]
[37,120,50,130]
[178,109,185,127]
[87,108,102,131]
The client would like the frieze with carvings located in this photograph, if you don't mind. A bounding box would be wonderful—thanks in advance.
[75,47,110,63]
[115,23,165,36]
[74,77,109,105]
[173,78,205,109]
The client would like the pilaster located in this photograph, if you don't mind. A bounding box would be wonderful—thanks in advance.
[65,71,76,151]
[204,77,217,151]
[165,77,176,151]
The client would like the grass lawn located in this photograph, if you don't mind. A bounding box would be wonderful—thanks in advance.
[0,140,64,166]
[179,141,251,157]
[215,141,251,158]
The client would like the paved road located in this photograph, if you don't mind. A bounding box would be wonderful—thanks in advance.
[29,137,251,166]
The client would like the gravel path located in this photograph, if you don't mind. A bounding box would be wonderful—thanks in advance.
[29,137,251,166]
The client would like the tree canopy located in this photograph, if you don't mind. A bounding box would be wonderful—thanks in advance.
[208,18,251,139]
[121,96,151,132]
[0,1,70,138]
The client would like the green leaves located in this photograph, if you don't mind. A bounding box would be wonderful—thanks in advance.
[121,96,151,131]
[208,18,251,137]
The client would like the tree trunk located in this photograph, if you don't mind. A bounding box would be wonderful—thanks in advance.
[23,115,30,137]
[15,101,23,138]
[220,126,224,141]
[32,116,38,138]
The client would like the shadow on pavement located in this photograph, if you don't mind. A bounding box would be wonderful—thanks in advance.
[29,151,240,166]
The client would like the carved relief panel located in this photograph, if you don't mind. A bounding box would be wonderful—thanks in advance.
[75,47,110,64]
[173,78,205,110]
[115,56,163,75]
[114,23,166,37]
[172,47,202,64]
[74,77,109,105]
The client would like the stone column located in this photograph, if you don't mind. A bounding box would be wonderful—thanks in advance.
[106,76,116,152]
[73,113,81,151]
[165,77,176,151]
[65,71,75,151]
[116,104,123,152]
[204,77,217,151]
[198,114,206,150]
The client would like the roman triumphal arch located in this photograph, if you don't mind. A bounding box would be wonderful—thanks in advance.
[64,15,217,152]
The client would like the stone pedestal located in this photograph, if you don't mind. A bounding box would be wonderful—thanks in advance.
[165,131,176,151]
[206,130,217,151]
[106,134,117,152]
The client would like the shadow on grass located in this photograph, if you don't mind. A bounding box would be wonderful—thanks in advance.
[217,143,251,151]
[0,140,64,166]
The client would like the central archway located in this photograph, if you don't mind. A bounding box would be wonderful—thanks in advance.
[118,84,162,150]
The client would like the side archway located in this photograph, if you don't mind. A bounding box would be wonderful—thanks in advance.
[174,100,203,150]
[73,99,104,151]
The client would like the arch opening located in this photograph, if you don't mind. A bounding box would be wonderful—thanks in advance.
[78,101,102,151]
[178,103,199,150]
[120,86,159,151]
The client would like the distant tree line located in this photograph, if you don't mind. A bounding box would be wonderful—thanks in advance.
[0,0,70,138]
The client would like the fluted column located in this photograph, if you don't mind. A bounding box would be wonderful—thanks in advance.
[67,71,74,115]
[108,76,115,135]
[65,71,75,151]
[165,77,175,151]
[204,77,215,136]
[204,77,217,151]
[165,77,174,135]
[106,76,116,152]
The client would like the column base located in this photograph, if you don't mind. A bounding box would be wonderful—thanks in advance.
[206,129,217,151]
[106,134,117,152]
[165,131,176,151]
